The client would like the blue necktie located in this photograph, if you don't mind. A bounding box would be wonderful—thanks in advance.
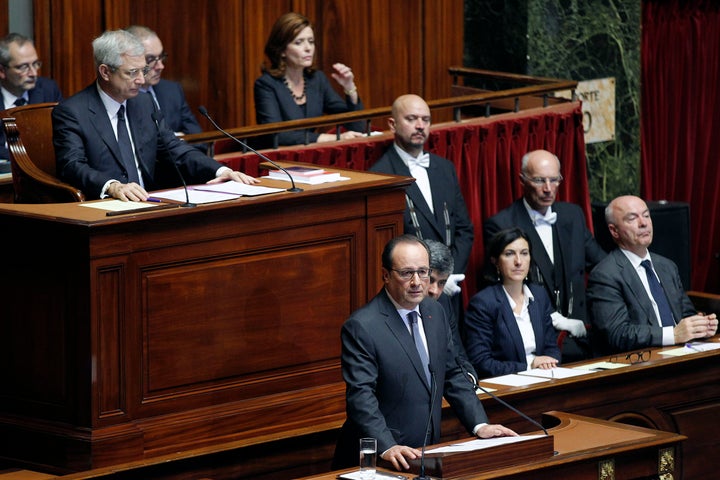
[641,260,675,327]
[116,105,140,184]
[407,311,431,385]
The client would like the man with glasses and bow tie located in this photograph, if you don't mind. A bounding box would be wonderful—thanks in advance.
[484,149,606,362]
[53,29,257,201]
[369,94,474,301]
[333,235,516,472]
[588,195,717,355]
[124,26,203,139]
[0,33,63,162]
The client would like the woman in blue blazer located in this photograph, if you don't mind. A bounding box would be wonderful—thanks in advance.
[254,12,366,146]
[465,227,561,378]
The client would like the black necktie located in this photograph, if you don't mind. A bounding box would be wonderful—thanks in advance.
[116,105,140,183]
[13,97,27,107]
[407,311,431,385]
[640,260,675,327]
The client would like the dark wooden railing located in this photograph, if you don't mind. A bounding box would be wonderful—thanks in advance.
[183,67,578,151]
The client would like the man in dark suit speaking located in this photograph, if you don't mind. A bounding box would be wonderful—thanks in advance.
[333,235,516,472]
[587,195,717,354]
[52,29,257,201]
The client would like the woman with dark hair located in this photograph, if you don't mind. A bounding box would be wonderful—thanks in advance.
[253,12,366,146]
[465,227,560,378]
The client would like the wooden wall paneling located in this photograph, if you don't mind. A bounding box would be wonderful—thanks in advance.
[365,0,424,108]
[423,0,464,122]
[102,0,131,30]
[44,0,104,98]
[239,0,297,129]
[35,1,466,130]
[0,0,8,37]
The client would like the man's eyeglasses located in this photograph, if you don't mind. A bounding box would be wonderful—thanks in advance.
[391,268,432,280]
[110,65,151,79]
[145,52,168,67]
[522,174,563,186]
[609,349,651,365]
[3,60,42,73]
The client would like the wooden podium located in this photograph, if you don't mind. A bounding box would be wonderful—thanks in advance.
[0,165,411,473]
[304,411,685,480]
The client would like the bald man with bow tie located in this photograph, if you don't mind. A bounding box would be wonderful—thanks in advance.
[483,149,607,362]
[369,94,474,298]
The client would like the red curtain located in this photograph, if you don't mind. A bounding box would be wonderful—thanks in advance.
[216,102,589,302]
[642,0,720,292]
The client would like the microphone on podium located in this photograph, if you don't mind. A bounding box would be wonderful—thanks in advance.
[415,366,436,480]
[197,106,303,192]
[455,357,549,436]
[150,111,196,208]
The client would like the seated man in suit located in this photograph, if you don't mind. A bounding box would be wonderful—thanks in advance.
[587,195,717,354]
[333,235,516,472]
[0,33,63,161]
[53,29,257,201]
[124,25,203,137]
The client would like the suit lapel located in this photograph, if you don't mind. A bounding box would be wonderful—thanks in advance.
[495,285,526,361]
[379,292,431,391]
[615,250,657,324]
[512,202,555,291]
[653,257,683,322]
[87,89,126,171]
[388,149,445,238]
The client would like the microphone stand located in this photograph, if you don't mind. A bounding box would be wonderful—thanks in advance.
[150,111,196,208]
[456,357,549,436]
[415,368,436,480]
[197,106,303,192]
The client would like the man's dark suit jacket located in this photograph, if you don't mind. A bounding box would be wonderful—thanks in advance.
[151,79,202,135]
[587,249,696,355]
[369,149,474,274]
[1,76,63,159]
[52,83,222,199]
[484,199,606,321]
[464,283,561,378]
[333,289,488,469]
[253,70,365,146]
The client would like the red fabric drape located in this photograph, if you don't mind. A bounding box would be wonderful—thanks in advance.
[642,0,720,292]
[216,102,589,303]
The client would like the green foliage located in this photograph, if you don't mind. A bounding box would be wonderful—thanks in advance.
[465,0,641,202]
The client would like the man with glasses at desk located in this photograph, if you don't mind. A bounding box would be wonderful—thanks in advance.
[123,25,203,139]
[587,195,717,355]
[484,149,606,362]
[53,29,257,201]
[0,33,63,163]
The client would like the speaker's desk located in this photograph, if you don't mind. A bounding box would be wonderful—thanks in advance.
[442,338,720,479]
[300,411,685,480]
[0,166,410,473]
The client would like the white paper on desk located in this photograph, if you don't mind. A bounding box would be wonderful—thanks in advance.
[80,200,159,212]
[425,434,546,454]
[660,342,720,356]
[479,374,550,387]
[149,188,239,204]
[573,361,628,371]
[518,367,592,379]
[193,181,284,196]
[263,174,350,184]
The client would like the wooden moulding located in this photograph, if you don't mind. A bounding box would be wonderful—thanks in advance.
[404,434,554,479]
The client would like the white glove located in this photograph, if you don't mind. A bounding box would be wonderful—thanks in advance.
[551,311,587,338]
[443,274,465,296]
